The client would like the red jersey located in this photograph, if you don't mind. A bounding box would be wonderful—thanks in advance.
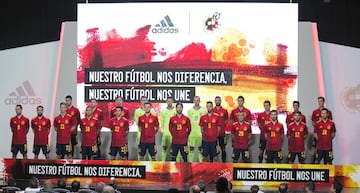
[66,105,81,135]
[212,106,228,136]
[257,111,271,140]
[311,108,333,123]
[138,114,159,143]
[265,121,284,151]
[31,116,51,145]
[10,115,30,144]
[231,121,252,149]
[287,121,308,153]
[109,116,129,147]
[285,112,306,126]
[230,107,252,124]
[314,119,336,150]
[199,113,219,142]
[80,117,99,147]
[92,107,104,129]
[54,114,75,144]
[169,114,191,144]
[110,106,129,119]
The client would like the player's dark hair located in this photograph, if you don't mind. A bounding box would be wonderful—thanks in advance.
[264,100,271,106]
[60,102,66,107]
[176,102,183,108]
[318,96,325,101]
[167,96,173,100]
[293,100,300,105]
[215,96,221,100]
[144,101,151,106]
[16,104,22,109]
[115,96,123,100]
[116,106,123,111]
[270,109,278,114]
[36,105,44,110]
[65,95,72,100]
[206,101,213,105]
[238,96,245,101]
[141,95,148,100]
[332,181,343,193]
[294,110,302,115]
[321,108,329,113]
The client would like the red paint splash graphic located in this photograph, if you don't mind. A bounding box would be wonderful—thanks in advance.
[77,25,156,83]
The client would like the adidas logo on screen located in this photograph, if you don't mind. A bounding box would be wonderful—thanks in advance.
[152,15,179,34]
[4,80,42,105]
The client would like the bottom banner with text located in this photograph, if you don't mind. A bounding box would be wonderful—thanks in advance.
[2,159,359,187]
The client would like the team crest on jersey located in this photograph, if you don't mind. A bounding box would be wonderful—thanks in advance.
[327,125,331,130]
[94,114,98,118]
[292,128,295,131]
[71,111,74,115]
[120,122,124,127]
[65,120,69,124]
[236,127,239,131]
[90,123,94,127]
[220,112,224,116]
[276,127,280,132]
[182,120,186,124]
[173,120,177,124]
[42,121,46,126]
[21,121,25,125]
[319,126,323,129]
[244,128,248,131]
[212,119,216,123]
[149,119,153,123]
[300,127,304,132]
[204,119,208,123]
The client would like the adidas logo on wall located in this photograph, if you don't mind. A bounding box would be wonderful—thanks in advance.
[4,80,42,105]
[152,15,179,34]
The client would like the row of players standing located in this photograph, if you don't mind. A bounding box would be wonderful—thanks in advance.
[10,95,335,164]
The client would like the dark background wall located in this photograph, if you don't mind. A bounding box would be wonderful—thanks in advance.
[1,0,359,50]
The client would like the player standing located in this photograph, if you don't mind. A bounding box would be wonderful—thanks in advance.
[159,96,176,161]
[187,96,207,162]
[231,112,252,163]
[31,106,51,159]
[264,110,284,163]
[10,105,30,159]
[257,100,271,163]
[313,108,336,164]
[54,102,76,159]
[109,106,129,160]
[169,102,191,162]
[138,102,159,161]
[90,99,104,159]
[311,97,333,163]
[65,95,81,158]
[213,96,229,162]
[287,111,308,164]
[199,101,220,162]
[80,106,100,160]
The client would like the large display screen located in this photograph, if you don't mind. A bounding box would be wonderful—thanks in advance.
[77,3,298,132]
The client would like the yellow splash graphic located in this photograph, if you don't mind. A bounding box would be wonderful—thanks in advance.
[211,28,253,64]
